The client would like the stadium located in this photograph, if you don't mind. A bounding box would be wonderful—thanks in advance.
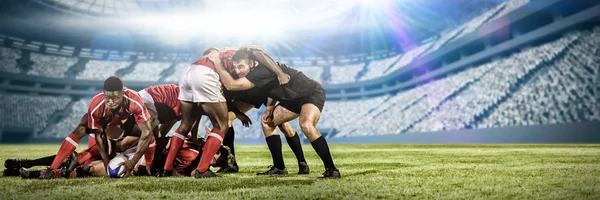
[0,0,599,199]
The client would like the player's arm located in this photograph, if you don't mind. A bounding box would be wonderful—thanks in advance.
[94,129,111,169]
[122,120,153,177]
[247,47,290,85]
[228,99,252,127]
[211,55,256,91]
[87,108,111,168]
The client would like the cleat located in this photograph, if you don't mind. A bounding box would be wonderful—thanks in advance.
[256,166,287,175]
[157,170,183,177]
[193,169,217,178]
[39,167,60,179]
[216,165,238,173]
[298,161,310,175]
[4,159,32,170]
[64,152,79,172]
[20,168,42,179]
[3,169,20,177]
[318,168,341,179]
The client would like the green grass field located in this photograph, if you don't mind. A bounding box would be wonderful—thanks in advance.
[1,144,599,199]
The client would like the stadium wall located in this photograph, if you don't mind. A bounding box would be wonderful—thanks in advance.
[13,122,600,144]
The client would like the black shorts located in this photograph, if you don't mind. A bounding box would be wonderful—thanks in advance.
[278,85,326,114]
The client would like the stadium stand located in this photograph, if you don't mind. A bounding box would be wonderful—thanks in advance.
[76,60,132,80]
[121,61,172,81]
[359,55,401,81]
[329,63,365,84]
[163,62,190,83]
[476,29,600,129]
[409,31,580,132]
[0,93,71,134]
[27,53,78,78]
[0,47,21,73]
[295,66,323,83]
[41,98,90,138]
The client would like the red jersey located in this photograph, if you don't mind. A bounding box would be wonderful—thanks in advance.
[143,84,181,123]
[87,88,151,130]
[191,49,236,71]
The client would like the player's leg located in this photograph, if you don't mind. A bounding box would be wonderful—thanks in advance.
[218,101,252,173]
[41,114,90,179]
[299,103,340,178]
[161,101,197,176]
[279,122,309,174]
[257,105,298,175]
[193,101,229,178]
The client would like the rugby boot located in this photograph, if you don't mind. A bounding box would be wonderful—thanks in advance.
[318,168,341,179]
[256,165,287,175]
[39,167,61,179]
[298,161,310,175]
[157,169,184,177]
[5,158,33,170]
[193,169,217,178]
[216,165,238,173]
[19,167,41,179]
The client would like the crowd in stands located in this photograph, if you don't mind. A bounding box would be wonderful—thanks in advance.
[0,93,71,135]
[40,98,89,138]
[0,47,21,74]
[329,63,365,84]
[76,60,131,80]
[27,53,78,78]
[122,61,172,81]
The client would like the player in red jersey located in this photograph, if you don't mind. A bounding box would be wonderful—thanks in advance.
[40,76,158,179]
[161,47,288,178]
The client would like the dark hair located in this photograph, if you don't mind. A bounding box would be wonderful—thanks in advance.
[203,48,219,56]
[231,49,254,62]
[104,76,123,91]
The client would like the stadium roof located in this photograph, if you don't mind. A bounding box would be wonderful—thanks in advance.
[1,0,505,56]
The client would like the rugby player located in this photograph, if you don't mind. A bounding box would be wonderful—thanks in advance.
[162,47,290,178]
[211,48,340,178]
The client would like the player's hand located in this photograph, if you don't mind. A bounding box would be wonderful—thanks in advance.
[262,106,274,125]
[277,74,291,85]
[118,159,136,178]
[207,52,221,65]
[235,112,252,127]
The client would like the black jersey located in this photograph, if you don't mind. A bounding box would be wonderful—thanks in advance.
[245,62,319,102]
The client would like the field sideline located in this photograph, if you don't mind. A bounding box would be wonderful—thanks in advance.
[1,144,599,199]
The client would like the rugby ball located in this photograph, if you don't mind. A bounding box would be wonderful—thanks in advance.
[107,155,128,178]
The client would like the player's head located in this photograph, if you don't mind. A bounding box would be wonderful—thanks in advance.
[103,76,124,110]
[203,47,219,56]
[231,49,256,78]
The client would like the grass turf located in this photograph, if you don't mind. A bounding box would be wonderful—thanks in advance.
[1,144,599,199]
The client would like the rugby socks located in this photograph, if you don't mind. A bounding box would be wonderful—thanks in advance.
[76,144,99,165]
[266,135,285,170]
[29,155,56,167]
[50,133,80,170]
[222,127,238,167]
[88,133,97,148]
[223,127,236,156]
[196,128,224,172]
[145,137,156,169]
[310,136,336,169]
[285,132,306,163]
[164,130,185,171]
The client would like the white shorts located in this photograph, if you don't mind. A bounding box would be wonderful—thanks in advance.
[115,146,145,168]
[138,89,158,119]
[178,65,226,103]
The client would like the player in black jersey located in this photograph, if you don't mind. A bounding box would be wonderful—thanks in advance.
[210,48,340,178]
